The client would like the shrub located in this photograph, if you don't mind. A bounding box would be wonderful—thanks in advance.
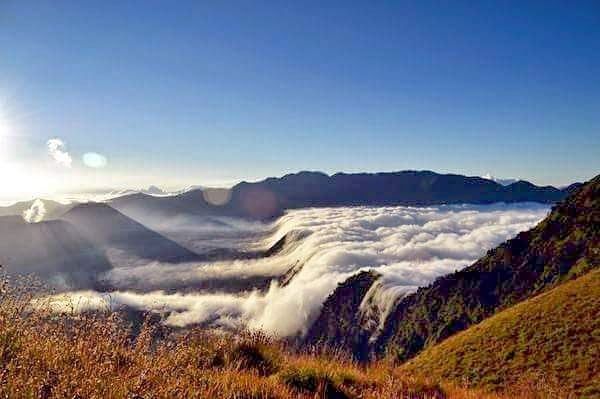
[278,365,348,398]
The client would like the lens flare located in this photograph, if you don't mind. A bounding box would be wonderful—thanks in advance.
[82,152,108,168]
[202,187,232,206]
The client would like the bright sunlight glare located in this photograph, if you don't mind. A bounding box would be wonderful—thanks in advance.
[0,100,41,204]
[0,107,8,161]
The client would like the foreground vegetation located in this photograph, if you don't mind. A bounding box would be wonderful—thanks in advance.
[0,284,581,398]
[403,269,600,398]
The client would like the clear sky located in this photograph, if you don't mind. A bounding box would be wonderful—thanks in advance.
[0,1,598,201]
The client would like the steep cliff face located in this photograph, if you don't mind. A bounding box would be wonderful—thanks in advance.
[305,175,599,362]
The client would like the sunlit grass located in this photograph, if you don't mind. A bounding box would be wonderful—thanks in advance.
[402,269,600,398]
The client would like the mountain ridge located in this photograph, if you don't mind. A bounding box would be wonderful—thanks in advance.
[111,170,571,222]
[0,171,574,222]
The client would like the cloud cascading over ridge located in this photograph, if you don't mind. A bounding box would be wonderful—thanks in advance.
[47,138,72,167]
[40,203,550,337]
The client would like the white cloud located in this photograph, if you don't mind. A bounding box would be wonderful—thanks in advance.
[47,138,72,167]
[22,199,46,223]
[40,203,549,337]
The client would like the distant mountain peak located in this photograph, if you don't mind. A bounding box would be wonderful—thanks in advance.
[482,173,518,186]
[142,185,165,195]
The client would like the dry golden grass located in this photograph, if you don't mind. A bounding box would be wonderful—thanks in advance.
[0,278,580,399]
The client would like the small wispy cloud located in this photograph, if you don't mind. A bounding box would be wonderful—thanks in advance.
[23,199,46,223]
[47,138,72,167]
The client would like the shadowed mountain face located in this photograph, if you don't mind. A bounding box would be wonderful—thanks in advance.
[248,171,566,209]
[61,203,202,266]
[0,216,111,289]
[111,170,569,222]
[305,174,599,362]
[304,271,382,361]
[563,181,584,194]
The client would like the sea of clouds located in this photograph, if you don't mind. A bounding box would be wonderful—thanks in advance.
[40,203,549,337]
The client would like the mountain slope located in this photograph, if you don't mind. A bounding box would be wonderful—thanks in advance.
[111,170,569,221]
[305,271,382,360]
[61,203,201,265]
[305,174,599,361]
[0,216,111,289]
[402,269,600,397]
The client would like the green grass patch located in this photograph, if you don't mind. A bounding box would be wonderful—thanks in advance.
[402,269,600,397]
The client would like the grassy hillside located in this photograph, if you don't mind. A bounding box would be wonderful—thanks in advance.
[402,269,600,398]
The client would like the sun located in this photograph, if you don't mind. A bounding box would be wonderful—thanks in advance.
[0,101,67,203]
[0,101,34,203]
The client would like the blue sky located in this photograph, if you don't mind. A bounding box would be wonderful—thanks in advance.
[0,1,598,199]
